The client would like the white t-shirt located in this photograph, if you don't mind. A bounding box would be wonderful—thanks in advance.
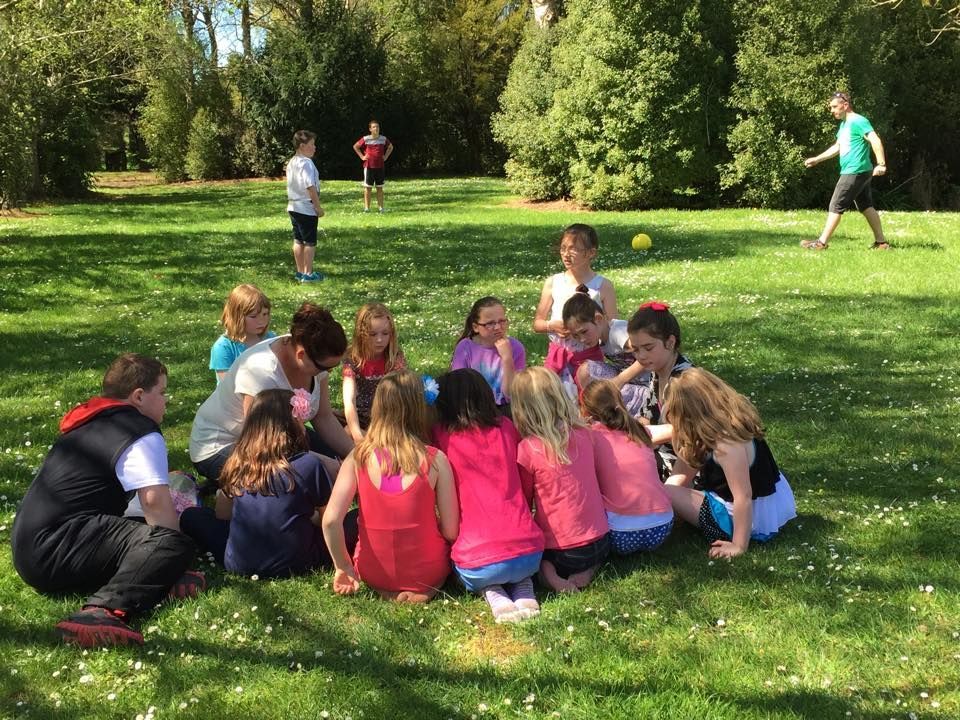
[286,154,320,216]
[190,336,328,462]
[601,319,630,357]
[116,432,169,491]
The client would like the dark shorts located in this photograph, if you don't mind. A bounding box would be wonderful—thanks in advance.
[289,211,318,246]
[363,167,386,187]
[829,172,874,214]
[542,535,610,579]
[698,495,733,543]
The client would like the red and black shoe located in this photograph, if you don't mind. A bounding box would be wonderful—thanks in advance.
[55,606,144,648]
[167,570,207,601]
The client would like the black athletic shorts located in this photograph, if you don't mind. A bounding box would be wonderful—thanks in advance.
[363,167,386,187]
[542,535,611,578]
[829,172,874,214]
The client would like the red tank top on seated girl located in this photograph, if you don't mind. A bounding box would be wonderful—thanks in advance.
[353,445,452,593]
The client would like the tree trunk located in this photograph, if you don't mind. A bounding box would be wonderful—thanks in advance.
[241,0,252,57]
[180,0,195,43]
[202,3,218,65]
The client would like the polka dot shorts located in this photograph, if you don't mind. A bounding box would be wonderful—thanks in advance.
[609,519,674,555]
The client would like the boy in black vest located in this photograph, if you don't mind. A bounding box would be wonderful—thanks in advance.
[12,353,202,647]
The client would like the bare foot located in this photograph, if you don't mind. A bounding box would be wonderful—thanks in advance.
[539,560,580,593]
[567,565,597,590]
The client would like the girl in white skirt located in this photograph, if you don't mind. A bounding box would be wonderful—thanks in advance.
[662,368,796,559]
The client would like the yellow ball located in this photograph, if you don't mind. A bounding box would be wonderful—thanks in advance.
[631,233,652,251]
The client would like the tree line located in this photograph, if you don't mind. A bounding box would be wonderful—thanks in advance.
[1,0,957,211]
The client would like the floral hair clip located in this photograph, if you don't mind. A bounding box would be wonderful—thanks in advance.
[640,301,670,312]
[290,388,312,421]
[422,375,440,406]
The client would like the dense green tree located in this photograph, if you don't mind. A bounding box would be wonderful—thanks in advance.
[496,0,732,209]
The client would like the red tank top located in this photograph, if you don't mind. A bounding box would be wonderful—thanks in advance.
[353,446,451,593]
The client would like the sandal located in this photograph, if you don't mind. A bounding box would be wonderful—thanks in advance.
[800,239,828,250]
[870,241,891,250]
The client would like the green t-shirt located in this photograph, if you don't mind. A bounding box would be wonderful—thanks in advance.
[837,112,875,175]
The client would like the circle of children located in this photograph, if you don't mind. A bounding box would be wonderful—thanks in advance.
[12,223,797,648]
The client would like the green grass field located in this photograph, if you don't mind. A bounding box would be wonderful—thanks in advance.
[1,175,958,719]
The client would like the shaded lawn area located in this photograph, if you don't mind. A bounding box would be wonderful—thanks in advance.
[0,176,958,719]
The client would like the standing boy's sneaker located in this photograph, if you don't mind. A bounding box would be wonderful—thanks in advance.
[301,271,325,283]
[55,606,144,647]
[295,272,305,282]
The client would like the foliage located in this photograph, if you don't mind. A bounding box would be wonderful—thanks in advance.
[720,0,886,209]
[239,1,389,178]
[496,0,732,209]
[874,0,960,208]
[2,178,960,717]
[493,24,569,199]
[0,0,149,205]
[375,0,527,174]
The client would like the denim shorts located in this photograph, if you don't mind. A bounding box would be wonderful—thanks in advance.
[454,550,542,593]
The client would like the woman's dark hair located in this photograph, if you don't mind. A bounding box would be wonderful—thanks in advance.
[627,303,682,352]
[290,303,347,362]
[562,292,603,324]
[456,296,504,343]
[435,369,499,431]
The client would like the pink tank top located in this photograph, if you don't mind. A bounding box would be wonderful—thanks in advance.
[353,446,451,593]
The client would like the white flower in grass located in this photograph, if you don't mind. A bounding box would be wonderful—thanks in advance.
[234,686,243,693]
[78,674,93,684]
[716,618,726,627]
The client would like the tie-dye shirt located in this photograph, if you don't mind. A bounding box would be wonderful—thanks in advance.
[451,337,527,405]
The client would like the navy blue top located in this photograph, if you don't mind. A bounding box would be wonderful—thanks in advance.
[224,452,332,577]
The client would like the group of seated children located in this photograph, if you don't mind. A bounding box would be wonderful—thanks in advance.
[11,222,796,647]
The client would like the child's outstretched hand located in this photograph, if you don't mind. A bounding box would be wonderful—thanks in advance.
[709,540,746,560]
[332,568,360,595]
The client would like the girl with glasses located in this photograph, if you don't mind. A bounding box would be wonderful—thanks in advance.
[451,296,526,415]
[533,223,618,397]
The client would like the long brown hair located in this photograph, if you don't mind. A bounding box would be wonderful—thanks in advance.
[511,367,585,464]
[354,369,429,475]
[220,389,309,497]
[580,380,652,449]
[664,368,764,469]
[349,302,401,370]
[220,284,271,342]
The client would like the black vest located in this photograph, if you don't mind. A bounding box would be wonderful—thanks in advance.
[12,407,160,546]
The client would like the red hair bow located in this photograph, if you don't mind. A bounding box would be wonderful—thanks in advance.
[640,301,670,311]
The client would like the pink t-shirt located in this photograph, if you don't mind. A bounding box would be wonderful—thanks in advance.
[432,418,543,569]
[517,427,608,550]
[590,425,672,517]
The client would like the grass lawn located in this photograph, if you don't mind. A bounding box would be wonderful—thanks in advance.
[1,175,958,719]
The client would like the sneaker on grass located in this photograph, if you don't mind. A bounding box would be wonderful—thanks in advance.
[301,271,325,283]
[55,606,143,647]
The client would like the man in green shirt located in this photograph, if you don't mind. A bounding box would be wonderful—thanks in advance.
[802,92,890,250]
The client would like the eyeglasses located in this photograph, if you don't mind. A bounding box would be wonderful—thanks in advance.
[476,318,509,330]
[831,92,850,102]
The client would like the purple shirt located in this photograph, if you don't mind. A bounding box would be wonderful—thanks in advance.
[451,336,526,405]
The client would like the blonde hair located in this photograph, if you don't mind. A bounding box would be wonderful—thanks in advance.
[354,369,428,476]
[511,367,585,464]
[220,284,271,342]
[664,367,764,469]
[349,302,401,371]
[220,389,308,497]
[580,380,652,449]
